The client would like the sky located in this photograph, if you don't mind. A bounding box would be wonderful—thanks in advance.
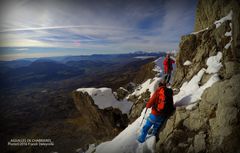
[0,0,197,61]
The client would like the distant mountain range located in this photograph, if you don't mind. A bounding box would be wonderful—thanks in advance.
[0,52,166,91]
[0,52,166,67]
[0,52,165,89]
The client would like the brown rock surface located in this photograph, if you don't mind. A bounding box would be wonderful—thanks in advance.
[156,0,240,153]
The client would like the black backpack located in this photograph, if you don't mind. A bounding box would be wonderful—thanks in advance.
[161,88,175,115]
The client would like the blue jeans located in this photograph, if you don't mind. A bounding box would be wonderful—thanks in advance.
[138,113,165,143]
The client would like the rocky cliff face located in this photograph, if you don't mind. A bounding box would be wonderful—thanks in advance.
[194,0,240,60]
[72,91,129,149]
[156,0,240,153]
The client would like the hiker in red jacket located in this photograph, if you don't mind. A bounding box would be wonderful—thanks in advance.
[137,80,175,143]
[163,54,175,83]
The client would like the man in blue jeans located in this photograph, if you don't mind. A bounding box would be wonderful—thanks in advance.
[138,81,175,143]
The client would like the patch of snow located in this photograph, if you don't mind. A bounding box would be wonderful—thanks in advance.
[214,10,233,28]
[186,103,198,110]
[134,56,156,59]
[76,148,84,153]
[225,31,232,37]
[85,144,96,153]
[152,66,162,75]
[193,74,220,100]
[113,91,117,96]
[76,87,132,114]
[129,57,164,99]
[174,69,205,106]
[153,57,163,75]
[206,52,223,74]
[224,21,233,50]
[174,69,220,109]
[183,60,192,66]
[119,87,128,92]
[225,40,232,49]
[185,73,219,110]
[130,77,162,97]
[191,27,209,35]
[86,108,155,153]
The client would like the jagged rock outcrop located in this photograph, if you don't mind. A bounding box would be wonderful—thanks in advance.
[194,0,240,60]
[115,87,129,100]
[156,0,240,153]
[72,91,129,148]
[128,90,151,122]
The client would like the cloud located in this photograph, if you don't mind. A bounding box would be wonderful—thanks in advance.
[0,51,81,61]
[0,0,197,60]
[0,25,131,33]
[15,48,29,51]
[159,0,197,37]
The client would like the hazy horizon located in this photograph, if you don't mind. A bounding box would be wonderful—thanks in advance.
[0,50,167,61]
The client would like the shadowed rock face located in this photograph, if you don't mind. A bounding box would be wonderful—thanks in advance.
[156,0,240,153]
[72,91,129,147]
[194,0,240,59]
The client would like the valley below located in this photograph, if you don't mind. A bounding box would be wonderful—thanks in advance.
[0,53,162,153]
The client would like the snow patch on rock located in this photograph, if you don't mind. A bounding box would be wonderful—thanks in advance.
[183,60,192,66]
[214,10,232,28]
[174,52,222,110]
[206,52,223,74]
[225,31,232,37]
[77,87,132,114]
[153,57,163,75]
[224,22,233,50]
[191,27,209,35]
[129,57,164,98]
[130,77,162,97]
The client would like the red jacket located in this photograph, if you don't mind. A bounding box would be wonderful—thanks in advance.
[163,57,175,74]
[146,86,174,116]
[146,87,165,116]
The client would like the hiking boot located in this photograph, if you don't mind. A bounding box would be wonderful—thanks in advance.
[148,128,153,135]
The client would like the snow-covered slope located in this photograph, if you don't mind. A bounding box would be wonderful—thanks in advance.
[87,108,154,153]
